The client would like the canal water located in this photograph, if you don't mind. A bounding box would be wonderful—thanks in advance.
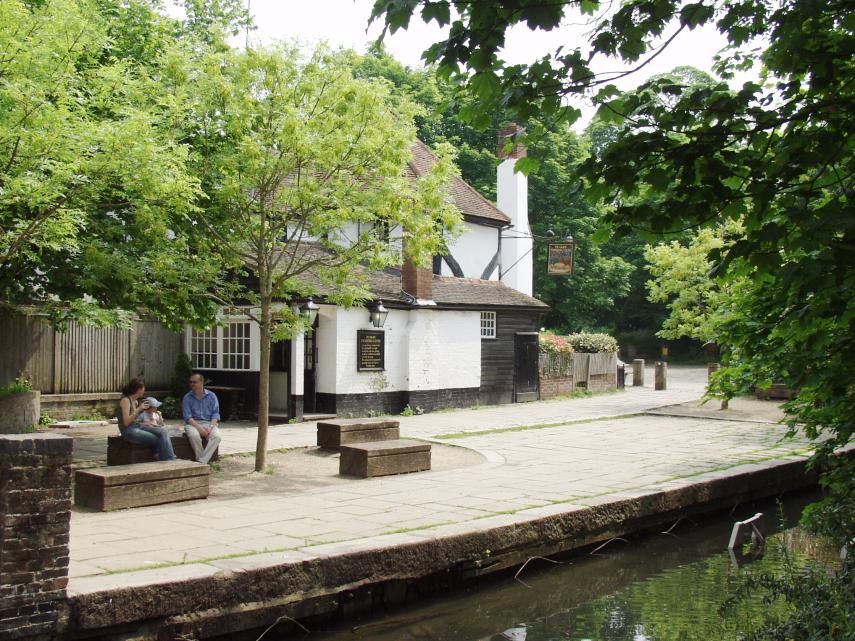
[301,491,837,641]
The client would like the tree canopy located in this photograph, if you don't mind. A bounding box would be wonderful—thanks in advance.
[370,0,855,540]
[0,0,225,327]
[189,43,461,469]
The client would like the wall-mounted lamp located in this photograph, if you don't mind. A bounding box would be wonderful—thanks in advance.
[368,300,389,328]
[299,298,319,325]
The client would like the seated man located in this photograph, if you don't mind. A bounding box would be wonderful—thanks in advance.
[182,373,222,464]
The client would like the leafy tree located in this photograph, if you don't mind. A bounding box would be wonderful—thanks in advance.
[0,0,221,327]
[189,44,461,470]
[370,0,855,541]
[644,221,745,343]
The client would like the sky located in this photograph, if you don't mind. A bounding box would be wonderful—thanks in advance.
[238,0,749,126]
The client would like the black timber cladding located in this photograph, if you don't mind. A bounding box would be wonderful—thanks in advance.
[480,310,543,405]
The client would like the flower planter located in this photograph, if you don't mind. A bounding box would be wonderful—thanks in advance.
[0,390,41,433]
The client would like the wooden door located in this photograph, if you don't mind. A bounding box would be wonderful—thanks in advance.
[514,332,540,402]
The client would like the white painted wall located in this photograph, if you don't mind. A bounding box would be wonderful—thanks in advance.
[315,304,338,394]
[442,221,499,279]
[497,159,533,296]
[327,222,403,254]
[317,306,481,395]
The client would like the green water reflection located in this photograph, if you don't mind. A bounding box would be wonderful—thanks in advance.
[307,492,838,641]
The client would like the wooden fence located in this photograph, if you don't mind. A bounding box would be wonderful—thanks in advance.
[539,351,618,386]
[0,315,183,394]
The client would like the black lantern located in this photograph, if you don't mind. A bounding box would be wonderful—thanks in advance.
[299,298,319,325]
[368,300,389,328]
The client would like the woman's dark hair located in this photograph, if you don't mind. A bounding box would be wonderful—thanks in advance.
[122,377,145,397]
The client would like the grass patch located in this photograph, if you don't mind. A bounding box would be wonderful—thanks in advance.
[435,413,640,440]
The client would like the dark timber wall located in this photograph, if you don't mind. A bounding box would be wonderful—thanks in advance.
[480,309,543,405]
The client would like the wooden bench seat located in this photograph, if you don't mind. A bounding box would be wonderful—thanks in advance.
[74,461,210,511]
[339,439,430,478]
[317,418,400,450]
[107,434,218,466]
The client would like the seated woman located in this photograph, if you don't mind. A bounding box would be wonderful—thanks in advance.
[117,378,176,461]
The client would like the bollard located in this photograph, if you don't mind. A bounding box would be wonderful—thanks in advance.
[617,363,625,389]
[632,359,645,386]
[707,362,720,379]
[655,361,667,390]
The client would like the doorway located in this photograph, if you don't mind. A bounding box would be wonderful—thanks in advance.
[514,332,539,402]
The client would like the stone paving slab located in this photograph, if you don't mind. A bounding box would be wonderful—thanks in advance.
[67,377,815,588]
[63,367,819,594]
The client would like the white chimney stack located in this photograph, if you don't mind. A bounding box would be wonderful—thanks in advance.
[497,123,533,296]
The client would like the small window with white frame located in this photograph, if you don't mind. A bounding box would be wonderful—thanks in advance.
[191,328,217,368]
[189,320,255,371]
[222,321,251,370]
[480,311,497,338]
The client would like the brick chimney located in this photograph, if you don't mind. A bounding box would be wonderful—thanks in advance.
[497,123,533,296]
[497,123,527,160]
[402,259,433,301]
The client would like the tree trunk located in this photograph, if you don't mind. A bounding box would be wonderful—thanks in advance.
[255,297,272,472]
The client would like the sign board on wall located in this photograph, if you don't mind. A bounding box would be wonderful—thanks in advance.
[357,330,385,371]
[547,242,575,275]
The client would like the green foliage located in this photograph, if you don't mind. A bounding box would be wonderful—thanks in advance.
[370,0,855,542]
[565,332,619,354]
[645,221,746,344]
[538,331,574,356]
[400,404,424,417]
[38,414,54,426]
[159,396,182,420]
[0,377,32,398]
[721,556,854,641]
[0,0,223,328]
[170,353,194,399]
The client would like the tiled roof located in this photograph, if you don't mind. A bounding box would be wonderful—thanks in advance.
[407,140,510,226]
[296,247,546,309]
[431,275,548,308]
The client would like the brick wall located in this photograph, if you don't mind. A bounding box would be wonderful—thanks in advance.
[540,372,617,399]
[539,376,576,399]
[0,434,72,641]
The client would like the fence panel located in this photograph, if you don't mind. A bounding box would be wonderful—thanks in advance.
[0,316,55,390]
[588,352,617,375]
[55,322,130,393]
[130,321,182,389]
[0,315,182,393]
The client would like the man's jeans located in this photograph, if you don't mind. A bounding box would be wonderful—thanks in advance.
[184,422,221,464]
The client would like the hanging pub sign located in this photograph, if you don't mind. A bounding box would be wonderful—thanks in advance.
[547,241,575,275]
[357,329,385,371]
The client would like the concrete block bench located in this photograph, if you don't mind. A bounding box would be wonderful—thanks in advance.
[74,460,210,511]
[107,434,218,466]
[317,418,400,450]
[339,439,430,478]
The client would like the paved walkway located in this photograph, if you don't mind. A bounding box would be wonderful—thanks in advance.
[66,366,814,593]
